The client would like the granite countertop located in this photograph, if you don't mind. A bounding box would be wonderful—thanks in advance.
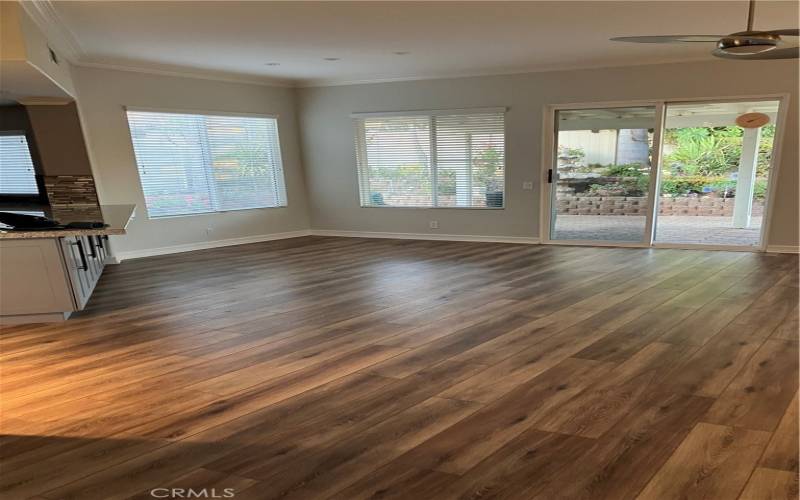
[0,204,136,239]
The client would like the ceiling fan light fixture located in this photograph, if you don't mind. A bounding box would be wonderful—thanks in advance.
[609,0,798,60]
[717,36,778,55]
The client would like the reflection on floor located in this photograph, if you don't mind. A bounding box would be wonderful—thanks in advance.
[553,215,763,246]
[1,237,797,499]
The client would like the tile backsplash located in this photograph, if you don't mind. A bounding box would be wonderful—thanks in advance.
[44,175,100,207]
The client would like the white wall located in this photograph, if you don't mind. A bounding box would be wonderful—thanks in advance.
[72,66,310,257]
[18,4,76,98]
[558,130,618,167]
[297,59,799,247]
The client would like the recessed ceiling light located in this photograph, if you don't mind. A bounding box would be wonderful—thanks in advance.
[323,57,341,61]
[264,62,280,66]
[393,51,410,55]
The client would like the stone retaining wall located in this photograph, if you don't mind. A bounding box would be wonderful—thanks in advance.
[557,196,765,217]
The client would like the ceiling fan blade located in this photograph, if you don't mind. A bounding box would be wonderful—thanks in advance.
[765,29,799,36]
[712,46,799,59]
[610,35,722,43]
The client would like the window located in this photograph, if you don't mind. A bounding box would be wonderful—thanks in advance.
[126,109,287,218]
[0,133,40,196]
[354,108,506,208]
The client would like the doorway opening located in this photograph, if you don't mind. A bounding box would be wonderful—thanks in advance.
[542,97,783,251]
[653,100,778,247]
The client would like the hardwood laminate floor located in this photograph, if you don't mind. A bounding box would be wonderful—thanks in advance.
[1,236,798,500]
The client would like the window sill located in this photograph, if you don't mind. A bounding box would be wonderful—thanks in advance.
[360,205,505,210]
[147,205,288,219]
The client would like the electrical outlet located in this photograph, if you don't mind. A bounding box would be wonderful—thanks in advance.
[205,227,213,237]
[429,220,439,229]
[522,181,534,190]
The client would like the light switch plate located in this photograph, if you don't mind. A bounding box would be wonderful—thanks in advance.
[522,181,534,190]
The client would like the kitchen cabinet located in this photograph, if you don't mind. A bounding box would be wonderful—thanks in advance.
[0,204,134,324]
[60,235,106,310]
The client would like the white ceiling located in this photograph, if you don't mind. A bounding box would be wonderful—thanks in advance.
[38,0,800,87]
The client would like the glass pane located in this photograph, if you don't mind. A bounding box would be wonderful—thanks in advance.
[360,116,432,207]
[655,100,779,247]
[127,112,215,217]
[435,113,505,208]
[127,111,287,217]
[205,115,286,211]
[551,106,656,242]
[0,135,39,195]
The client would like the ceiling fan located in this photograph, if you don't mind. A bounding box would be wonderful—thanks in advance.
[610,0,799,60]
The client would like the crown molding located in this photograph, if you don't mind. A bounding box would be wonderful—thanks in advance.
[68,56,720,91]
[75,55,723,90]
[297,56,718,88]
[19,0,85,63]
[74,60,296,88]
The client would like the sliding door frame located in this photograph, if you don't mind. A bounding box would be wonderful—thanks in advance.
[539,93,790,252]
[539,99,662,248]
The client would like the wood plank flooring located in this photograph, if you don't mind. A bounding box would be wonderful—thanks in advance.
[1,236,797,499]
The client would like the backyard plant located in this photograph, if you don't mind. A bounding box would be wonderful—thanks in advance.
[663,125,774,177]
[474,145,504,193]
[557,145,587,171]
[577,126,774,199]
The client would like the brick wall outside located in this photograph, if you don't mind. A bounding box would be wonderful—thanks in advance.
[557,196,765,217]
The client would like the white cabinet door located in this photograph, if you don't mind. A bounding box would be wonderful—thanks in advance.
[61,236,94,309]
[0,239,74,315]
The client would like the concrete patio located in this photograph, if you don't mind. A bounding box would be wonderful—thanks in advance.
[552,215,763,246]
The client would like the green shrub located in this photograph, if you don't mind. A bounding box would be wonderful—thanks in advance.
[586,177,648,197]
[582,170,769,200]
[753,179,768,199]
[659,175,769,199]
[663,125,775,177]
[660,175,718,196]
[602,163,646,177]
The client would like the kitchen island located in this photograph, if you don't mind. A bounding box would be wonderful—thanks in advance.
[0,204,135,324]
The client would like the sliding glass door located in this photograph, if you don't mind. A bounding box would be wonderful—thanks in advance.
[549,106,658,244]
[545,98,782,250]
[653,100,780,248]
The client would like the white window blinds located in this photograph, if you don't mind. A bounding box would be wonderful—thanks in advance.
[355,109,505,208]
[0,134,39,195]
[126,110,287,218]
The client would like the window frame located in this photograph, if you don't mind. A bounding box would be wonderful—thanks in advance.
[124,106,288,219]
[0,130,47,204]
[352,107,507,210]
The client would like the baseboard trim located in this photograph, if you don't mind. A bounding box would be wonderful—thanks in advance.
[107,229,795,260]
[1,311,71,325]
[310,229,541,245]
[114,230,312,261]
[766,245,800,254]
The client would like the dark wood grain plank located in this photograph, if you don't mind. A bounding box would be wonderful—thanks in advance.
[395,357,614,474]
[328,462,458,500]
[661,324,764,397]
[738,467,799,500]
[705,339,799,431]
[636,422,771,500]
[760,392,799,473]
[534,342,696,438]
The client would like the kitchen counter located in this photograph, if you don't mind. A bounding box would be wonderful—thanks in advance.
[0,204,136,239]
